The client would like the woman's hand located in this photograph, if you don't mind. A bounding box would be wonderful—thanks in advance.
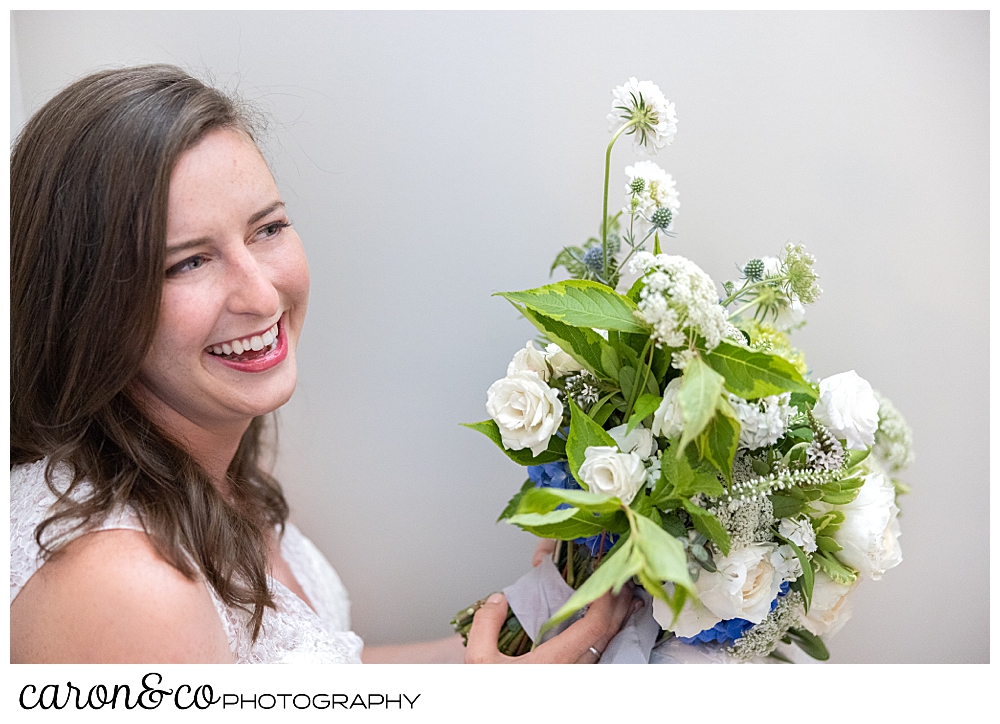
[464,588,639,664]
[532,538,557,567]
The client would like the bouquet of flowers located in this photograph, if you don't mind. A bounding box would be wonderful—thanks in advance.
[452,78,914,663]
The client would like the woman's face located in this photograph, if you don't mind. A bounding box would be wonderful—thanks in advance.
[133,129,310,437]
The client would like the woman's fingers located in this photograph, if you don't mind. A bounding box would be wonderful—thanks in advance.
[464,593,511,663]
[532,539,557,567]
[532,584,637,663]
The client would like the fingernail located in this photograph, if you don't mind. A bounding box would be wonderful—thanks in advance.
[487,593,505,605]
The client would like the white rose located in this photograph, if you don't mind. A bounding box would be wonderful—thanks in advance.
[656,543,785,636]
[486,371,563,456]
[543,343,583,378]
[778,517,818,553]
[651,377,684,439]
[812,370,879,450]
[607,423,656,460]
[828,469,902,580]
[507,341,550,382]
[802,571,857,637]
[577,446,645,505]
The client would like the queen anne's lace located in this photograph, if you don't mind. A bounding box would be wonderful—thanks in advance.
[10,459,363,664]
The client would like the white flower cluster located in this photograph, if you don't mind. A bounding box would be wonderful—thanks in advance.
[872,391,915,472]
[727,392,795,451]
[729,590,804,662]
[623,160,680,219]
[486,342,582,456]
[778,516,818,553]
[630,252,729,357]
[608,77,677,154]
[759,256,806,331]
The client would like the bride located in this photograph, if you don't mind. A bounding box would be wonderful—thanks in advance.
[9,65,638,664]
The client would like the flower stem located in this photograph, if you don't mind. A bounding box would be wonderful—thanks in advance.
[602,120,639,288]
[623,337,655,421]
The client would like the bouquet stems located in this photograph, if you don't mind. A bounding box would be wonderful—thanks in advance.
[450,542,595,657]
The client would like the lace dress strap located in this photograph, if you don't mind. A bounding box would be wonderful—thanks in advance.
[10,459,364,663]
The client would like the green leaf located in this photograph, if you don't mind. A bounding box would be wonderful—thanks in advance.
[516,305,617,381]
[844,448,871,471]
[626,394,662,436]
[498,479,535,522]
[815,535,842,553]
[814,552,858,585]
[550,246,587,277]
[681,499,731,556]
[696,398,740,485]
[541,538,643,634]
[658,445,724,500]
[624,275,646,304]
[496,280,649,333]
[507,512,608,540]
[785,627,830,661]
[618,365,637,404]
[461,420,566,465]
[677,356,726,454]
[631,513,695,594]
[781,539,814,613]
[769,493,808,519]
[516,486,623,516]
[703,341,817,400]
[566,398,617,486]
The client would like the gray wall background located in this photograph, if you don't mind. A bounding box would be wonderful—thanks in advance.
[11,11,988,663]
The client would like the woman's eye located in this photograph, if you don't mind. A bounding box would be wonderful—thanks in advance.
[256,221,291,241]
[166,255,207,276]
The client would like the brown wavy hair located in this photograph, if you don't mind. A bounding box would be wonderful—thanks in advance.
[10,64,289,640]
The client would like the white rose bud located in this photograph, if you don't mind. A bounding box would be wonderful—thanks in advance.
[829,469,902,580]
[486,371,563,456]
[507,341,550,382]
[607,423,656,460]
[651,377,684,439]
[577,446,645,505]
[812,370,879,450]
[543,343,583,378]
[802,571,857,637]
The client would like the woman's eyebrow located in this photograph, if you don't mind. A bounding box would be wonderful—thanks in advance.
[247,200,285,226]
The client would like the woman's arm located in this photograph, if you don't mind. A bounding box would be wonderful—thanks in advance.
[11,529,233,663]
[361,635,467,663]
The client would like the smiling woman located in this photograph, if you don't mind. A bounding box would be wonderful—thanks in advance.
[9,65,636,664]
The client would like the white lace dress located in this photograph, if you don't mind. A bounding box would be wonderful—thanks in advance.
[10,459,364,664]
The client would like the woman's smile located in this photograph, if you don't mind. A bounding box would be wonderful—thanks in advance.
[207,316,288,372]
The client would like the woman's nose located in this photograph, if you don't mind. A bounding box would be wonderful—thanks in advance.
[225,246,280,318]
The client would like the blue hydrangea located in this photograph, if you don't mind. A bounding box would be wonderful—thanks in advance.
[575,531,619,556]
[527,461,580,490]
[679,582,791,646]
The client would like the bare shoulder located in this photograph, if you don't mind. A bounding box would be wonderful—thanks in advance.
[10,528,233,663]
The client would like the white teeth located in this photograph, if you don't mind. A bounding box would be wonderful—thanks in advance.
[213,345,223,355]
[222,343,233,355]
[271,323,279,337]
[242,338,251,350]
[262,330,274,346]
[250,336,264,351]
[232,340,244,355]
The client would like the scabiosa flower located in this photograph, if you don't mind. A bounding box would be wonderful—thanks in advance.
[608,77,678,154]
[623,160,680,219]
[629,252,729,355]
